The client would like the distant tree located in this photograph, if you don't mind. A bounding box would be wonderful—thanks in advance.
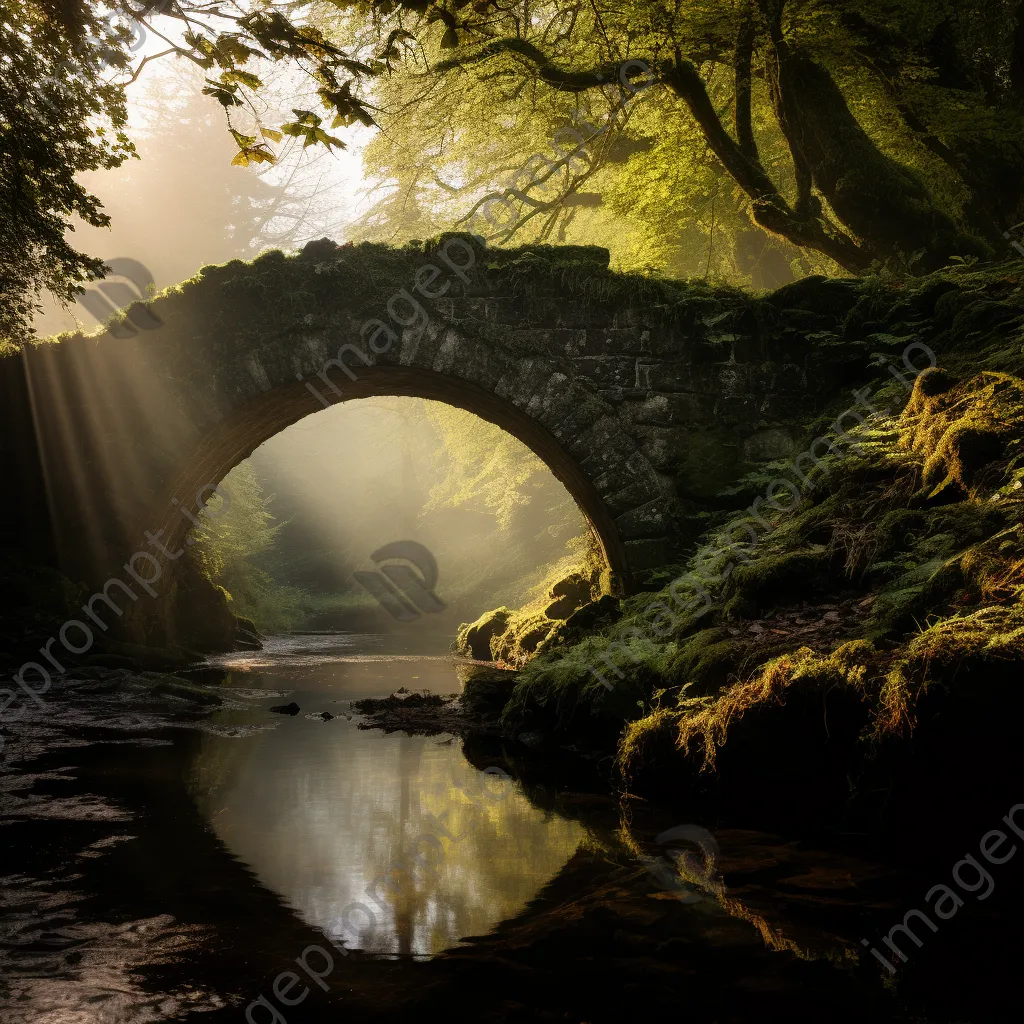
[192,461,305,630]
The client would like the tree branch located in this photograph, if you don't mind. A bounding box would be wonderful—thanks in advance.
[433,37,656,93]
[733,12,759,162]
[758,0,813,218]
[664,53,870,272]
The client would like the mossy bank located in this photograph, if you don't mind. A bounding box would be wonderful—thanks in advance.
[455,258,1024,836]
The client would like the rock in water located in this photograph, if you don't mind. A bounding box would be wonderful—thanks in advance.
[269,701,300,716]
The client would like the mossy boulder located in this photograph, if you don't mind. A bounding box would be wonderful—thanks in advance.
[543,572,596,619]
[722,549,831,618]
[491,611,558,667]
[667,626,753,692]
[456,607,513,661]
[460,666,519,717]
[902,371,1024,498]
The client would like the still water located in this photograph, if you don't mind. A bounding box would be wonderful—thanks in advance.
[189,634,587,958]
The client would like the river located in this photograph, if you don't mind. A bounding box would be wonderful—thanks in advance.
[1,634,1016,1022]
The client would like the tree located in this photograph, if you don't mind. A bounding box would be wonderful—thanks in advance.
[192,461,305,630]
[395,1,1024,272]
[1,2,134,348]
[7,0,1024,346]
[2,0,380,347]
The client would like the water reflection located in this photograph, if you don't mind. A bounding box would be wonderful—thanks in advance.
[189,636,587,956]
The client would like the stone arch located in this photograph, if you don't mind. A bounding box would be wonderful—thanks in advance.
[14,238,824,610]
[144,314,675,593]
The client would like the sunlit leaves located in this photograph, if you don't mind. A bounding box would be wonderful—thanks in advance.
[203,78,243,107]
[279,110,346,150]
[427,7,460,48]
[377,27,416,64]
[318,79,377,128]
[222,69,263,89]
[1,5,133,347]
[229,129,277,165]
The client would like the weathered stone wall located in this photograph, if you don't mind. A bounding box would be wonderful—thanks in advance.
[0,240,870,612]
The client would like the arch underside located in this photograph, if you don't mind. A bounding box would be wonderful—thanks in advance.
[151,365,634,586]
[107,300,679,596]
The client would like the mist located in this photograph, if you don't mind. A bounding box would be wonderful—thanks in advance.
[33,58,367,338]
[196,396,590,640]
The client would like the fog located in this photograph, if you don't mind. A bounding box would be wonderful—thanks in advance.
[32,52,591,637]
[202,397,589,636]
[33,57,367,338]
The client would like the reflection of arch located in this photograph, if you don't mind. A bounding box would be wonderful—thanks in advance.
[147,365,639,587]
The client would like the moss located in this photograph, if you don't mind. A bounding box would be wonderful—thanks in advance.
[666,626,753,692]
[455,607,513,661]
[619,707,683,787]
[900,370,1024,499]
[660,640,875,771]
[722,548,832,618]
[611,360,1024,818]
[490,610,557,668]
[456,547,604,668]
[542,594,622,652]
[876,605,1024,736]
[501,634,664,745]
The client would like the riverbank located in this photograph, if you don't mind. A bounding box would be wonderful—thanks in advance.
[434,260,1024,846]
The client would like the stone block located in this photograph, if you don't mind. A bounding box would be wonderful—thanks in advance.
[630,424,682,471]
[622,394,672,426]
[615,498,674,540]
[741,427,797,462]
[624,537,672,572]
[493,359,552,407]
[571,356,638,387]
[634,360,693,391]
[666,392,717,425]
[603,477,662,515]
[569,329,647,357]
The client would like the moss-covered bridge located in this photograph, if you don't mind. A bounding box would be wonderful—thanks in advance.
[2,237,872,607]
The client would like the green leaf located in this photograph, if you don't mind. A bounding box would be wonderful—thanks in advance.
[222,69,263,89]
[202,81,242,107]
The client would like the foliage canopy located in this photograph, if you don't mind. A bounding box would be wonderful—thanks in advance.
[5,1,1024,343]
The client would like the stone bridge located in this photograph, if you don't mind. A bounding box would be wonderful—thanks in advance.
[1,237,865,617]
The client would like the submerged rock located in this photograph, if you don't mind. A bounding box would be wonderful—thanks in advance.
[460,667,518,716]
[269,702,300,716]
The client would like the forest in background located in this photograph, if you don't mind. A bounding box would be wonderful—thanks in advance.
[192,397,590,635]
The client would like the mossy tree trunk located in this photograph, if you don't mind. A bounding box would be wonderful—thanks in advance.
[439,5,995,274]
[769,50,979,269]
[758,2,986,271]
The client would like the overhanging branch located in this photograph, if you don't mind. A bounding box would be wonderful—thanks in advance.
[434,37,657,93]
